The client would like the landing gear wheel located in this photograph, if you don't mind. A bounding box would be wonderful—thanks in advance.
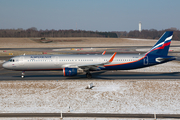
[86,72,92,79]
[21,71,25,78]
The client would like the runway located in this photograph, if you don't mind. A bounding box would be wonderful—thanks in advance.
[1,50,180,118]
[1,45,180,50]
[1,65,180,80]
[1,57,180,118]
[1,45,180,55]
[1,54,180,80]
[0,113,180,119]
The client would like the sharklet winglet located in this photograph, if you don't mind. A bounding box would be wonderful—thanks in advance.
[109,52,116,62]
[102,51,106,55]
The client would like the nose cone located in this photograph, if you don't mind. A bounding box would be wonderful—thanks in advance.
[2,62,9,69]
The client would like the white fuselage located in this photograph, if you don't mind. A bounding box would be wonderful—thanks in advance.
[3,54,144,71]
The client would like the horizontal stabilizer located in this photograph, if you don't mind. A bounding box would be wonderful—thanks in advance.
[156,56,176,62]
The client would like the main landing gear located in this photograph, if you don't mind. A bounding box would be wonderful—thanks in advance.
[21,71,25,78]
[86,71,92,79]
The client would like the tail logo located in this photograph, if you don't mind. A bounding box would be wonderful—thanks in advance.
[146,35,173,55]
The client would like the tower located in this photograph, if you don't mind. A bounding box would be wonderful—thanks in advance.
[139,22,142,32]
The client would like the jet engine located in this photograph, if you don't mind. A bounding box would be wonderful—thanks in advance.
[63,68,84,76]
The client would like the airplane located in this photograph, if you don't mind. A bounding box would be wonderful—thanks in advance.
[2,31,176,78]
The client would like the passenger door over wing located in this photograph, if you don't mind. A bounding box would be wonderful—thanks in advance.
[54,56,59,65]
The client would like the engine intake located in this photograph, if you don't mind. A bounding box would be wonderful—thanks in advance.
[63,68,84,76]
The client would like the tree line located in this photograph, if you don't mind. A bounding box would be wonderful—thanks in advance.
[0,27,118,38]
[1,27,180,40]
[115,28,180,40]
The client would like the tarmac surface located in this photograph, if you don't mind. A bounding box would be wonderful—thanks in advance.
[0,59,180,80]
[0,113,180,119]
[1,68,180,80]
[1,45,180,55]
[0,45,180,50]
[1,56,180,80]
[1,47,180,119]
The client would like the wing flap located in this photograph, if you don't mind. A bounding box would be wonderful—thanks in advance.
[62,52,117,71]
[78,52,116,70]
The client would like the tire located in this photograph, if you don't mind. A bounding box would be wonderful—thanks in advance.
[86,73,92,79]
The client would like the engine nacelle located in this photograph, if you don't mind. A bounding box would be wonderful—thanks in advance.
[63,68,84,76]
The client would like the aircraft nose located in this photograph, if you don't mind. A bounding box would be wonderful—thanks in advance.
[2,62,8,69]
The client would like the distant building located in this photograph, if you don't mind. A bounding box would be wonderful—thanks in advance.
[139,22,142,32]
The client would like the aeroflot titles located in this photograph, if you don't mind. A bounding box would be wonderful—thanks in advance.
[30,56,51,58]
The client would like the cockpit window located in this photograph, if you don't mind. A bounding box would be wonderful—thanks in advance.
[8,59,12,62]
[8,59,15,62]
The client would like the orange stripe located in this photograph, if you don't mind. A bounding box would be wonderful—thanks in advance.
[104,56,145,67]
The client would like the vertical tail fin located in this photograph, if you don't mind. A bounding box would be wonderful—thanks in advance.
[146,31,173,56]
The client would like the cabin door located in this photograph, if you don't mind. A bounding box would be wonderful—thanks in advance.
[97,57,103,63]
[144,56,148,65]
[19,56,24,66]
[54,56,59,65]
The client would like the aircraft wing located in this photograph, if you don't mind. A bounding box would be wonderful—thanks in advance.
[78,52,116,71]
[62,52,116,71]
[78,63,105,71]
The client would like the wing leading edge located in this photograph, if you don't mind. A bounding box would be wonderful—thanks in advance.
[63,52,117,71]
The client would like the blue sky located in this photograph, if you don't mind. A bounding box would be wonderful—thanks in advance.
[0,0,180,31]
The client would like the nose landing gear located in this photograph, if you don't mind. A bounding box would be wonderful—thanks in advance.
[21,71,25,78]
[86,71,92,79]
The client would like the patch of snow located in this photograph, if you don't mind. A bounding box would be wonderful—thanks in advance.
[0,80,179,114]
[0,60,5,63]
